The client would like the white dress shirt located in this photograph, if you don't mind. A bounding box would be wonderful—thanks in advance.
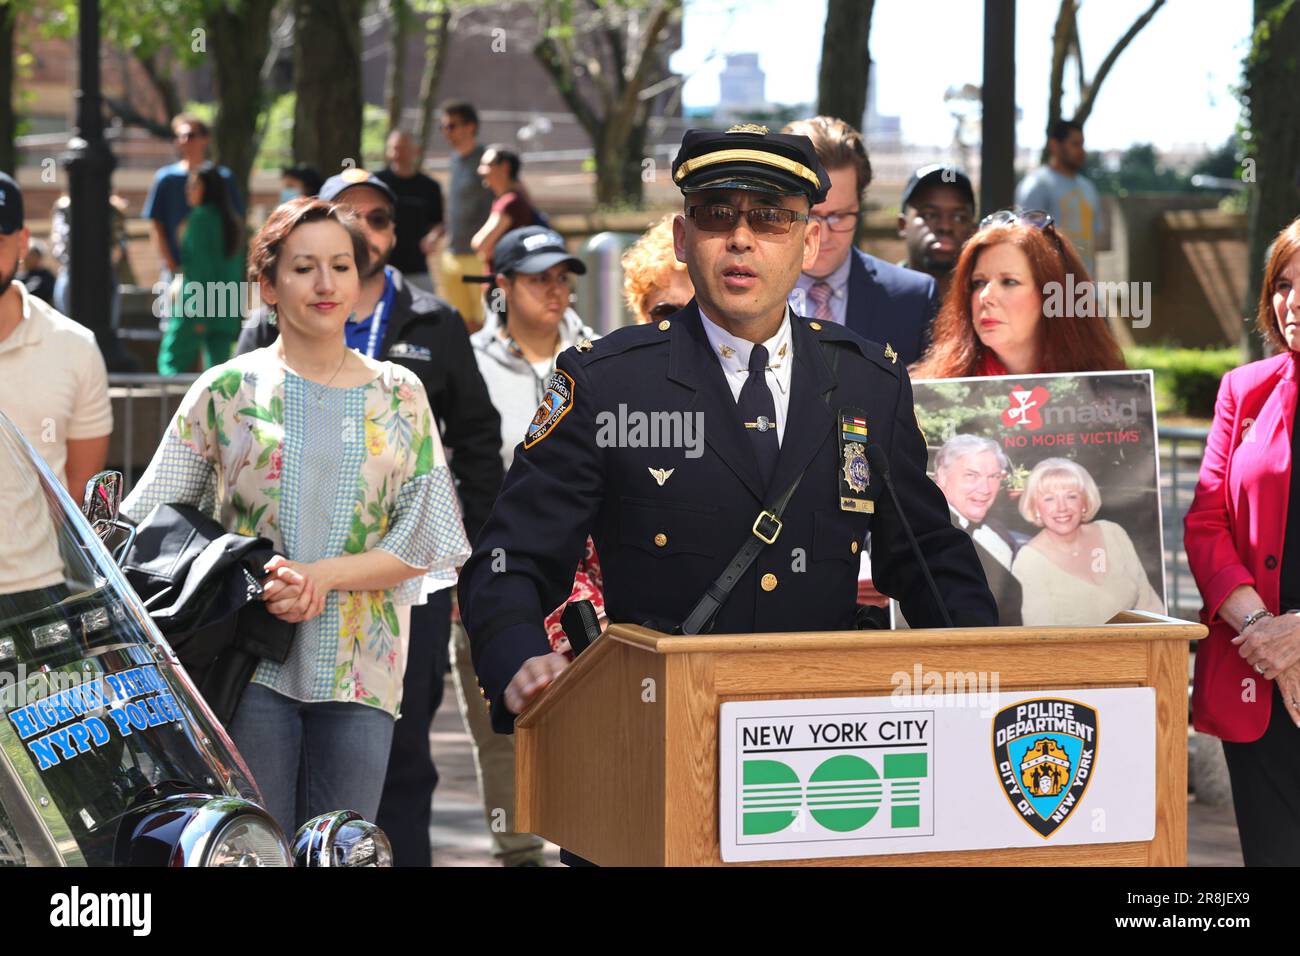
[698,305,794,446]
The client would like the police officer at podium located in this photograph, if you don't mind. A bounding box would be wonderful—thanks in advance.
[459,124,996,735]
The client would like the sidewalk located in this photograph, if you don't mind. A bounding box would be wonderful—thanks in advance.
[428,675,1244,867]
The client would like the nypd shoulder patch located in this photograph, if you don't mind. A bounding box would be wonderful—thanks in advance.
[524,369,575,448]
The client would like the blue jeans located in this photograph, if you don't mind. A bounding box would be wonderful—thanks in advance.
[228,682,395,838]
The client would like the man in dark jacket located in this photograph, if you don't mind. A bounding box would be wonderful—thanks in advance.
[783,116,939,366]
[236,169,503,866]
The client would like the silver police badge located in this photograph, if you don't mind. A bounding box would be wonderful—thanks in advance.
[842,441,869,494]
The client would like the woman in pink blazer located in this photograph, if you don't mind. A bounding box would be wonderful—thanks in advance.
[1185,217,1300,865]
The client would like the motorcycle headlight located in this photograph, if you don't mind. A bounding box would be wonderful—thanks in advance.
[293,811,392,867]
[205,813,293,867]
[119,795,293,867]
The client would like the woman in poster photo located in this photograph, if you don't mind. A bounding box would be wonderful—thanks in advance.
[1011,457,1163,625]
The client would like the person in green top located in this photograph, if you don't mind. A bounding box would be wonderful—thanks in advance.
[159,161,246,374]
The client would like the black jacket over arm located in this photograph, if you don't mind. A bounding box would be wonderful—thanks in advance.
[236,269,503,541]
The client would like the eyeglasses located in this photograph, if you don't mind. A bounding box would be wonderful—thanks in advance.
[809,210,861,233]
[440,120,462,131]
[687,203,808,236]
[360,209,394,231]
[980,208,1064,255]
[648,301,686,320]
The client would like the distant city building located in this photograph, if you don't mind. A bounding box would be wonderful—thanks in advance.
[719,53,766,113]
[862,63,901,148]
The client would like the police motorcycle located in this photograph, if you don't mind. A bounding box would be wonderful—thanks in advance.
[0,413,390,866]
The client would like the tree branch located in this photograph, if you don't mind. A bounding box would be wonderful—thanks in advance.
[1044,0,1074,162]
[103,95,173,139]
[534,34,603,138]
[1073,0,1166,126]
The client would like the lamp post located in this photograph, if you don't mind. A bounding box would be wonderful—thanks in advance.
[62,0,133,370]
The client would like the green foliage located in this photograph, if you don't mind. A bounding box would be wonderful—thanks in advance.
[1083,143,1193,195]
[1124,346,1239,419]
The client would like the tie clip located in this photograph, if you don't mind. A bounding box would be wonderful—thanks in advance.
[745,416,774,432]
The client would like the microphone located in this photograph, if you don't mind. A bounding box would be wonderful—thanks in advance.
[864,444,953,628]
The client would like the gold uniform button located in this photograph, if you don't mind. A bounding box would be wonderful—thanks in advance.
[809,321,822,331]
[761,573,778,592]
[658,319,672,331]
[850,540,859,555]
[654,533,668,547]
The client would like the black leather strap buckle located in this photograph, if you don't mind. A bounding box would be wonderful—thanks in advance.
[752,511,782,545]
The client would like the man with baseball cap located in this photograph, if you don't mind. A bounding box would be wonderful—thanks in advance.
[236,166,502,867]
[459,126,995,802]
[898,163,977,302]
[452,224,598,866]
[0,172,113,497]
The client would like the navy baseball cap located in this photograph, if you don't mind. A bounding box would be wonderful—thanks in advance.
[493,226,587,276]
[0,172,24,234]
[319,167,397,206]
[901,164,975,211]
[672,124,831,205]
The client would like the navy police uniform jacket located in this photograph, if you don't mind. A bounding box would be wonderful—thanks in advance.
[459,302,996,732]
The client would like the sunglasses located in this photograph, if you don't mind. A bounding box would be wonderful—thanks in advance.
[361,209,394,230]
[980,208,1064,255]
[648,301,686,320]
[687,203,808,236]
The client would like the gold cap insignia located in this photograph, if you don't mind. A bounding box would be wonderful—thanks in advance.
[726,123,769,135]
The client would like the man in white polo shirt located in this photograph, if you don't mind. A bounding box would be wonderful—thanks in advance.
[0,172,112,495]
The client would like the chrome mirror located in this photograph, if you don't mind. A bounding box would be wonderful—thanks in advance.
[81,470,134,565]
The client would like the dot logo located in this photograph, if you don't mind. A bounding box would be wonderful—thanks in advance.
[741,750,928,836]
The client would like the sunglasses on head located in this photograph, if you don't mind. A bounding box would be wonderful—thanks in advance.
[687,203,808,236]
[980,208,1054,231]
[980,208,1064,255]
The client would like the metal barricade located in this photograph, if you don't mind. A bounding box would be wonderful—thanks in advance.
[1158,425,1210,622]
[107,373,199,490]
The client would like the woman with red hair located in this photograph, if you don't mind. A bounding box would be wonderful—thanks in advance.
[1184,216,1300,866]
[911,210,1125,379]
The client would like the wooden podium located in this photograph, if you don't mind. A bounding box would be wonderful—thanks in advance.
[514,612,1205,866]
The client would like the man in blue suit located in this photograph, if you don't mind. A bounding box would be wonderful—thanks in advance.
[784,116,938,366]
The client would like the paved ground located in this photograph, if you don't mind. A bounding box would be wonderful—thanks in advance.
[427,676,1244,867]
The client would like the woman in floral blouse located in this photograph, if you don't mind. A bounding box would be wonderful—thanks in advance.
[123,198,470,835]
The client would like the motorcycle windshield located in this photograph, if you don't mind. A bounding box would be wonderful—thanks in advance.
[0,415,259,866]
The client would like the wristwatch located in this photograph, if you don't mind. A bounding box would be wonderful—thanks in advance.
[1241,608,1274,631]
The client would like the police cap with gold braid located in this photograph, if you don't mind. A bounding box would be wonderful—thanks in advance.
[672,124,831,205]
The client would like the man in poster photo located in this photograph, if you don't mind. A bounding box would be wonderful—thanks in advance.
[933,434,1024,626]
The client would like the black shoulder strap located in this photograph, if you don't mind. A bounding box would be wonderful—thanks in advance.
[679,340,841,635]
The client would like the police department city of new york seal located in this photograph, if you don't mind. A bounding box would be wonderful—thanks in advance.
[842,441,869,494]
[992,697,1099,838]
